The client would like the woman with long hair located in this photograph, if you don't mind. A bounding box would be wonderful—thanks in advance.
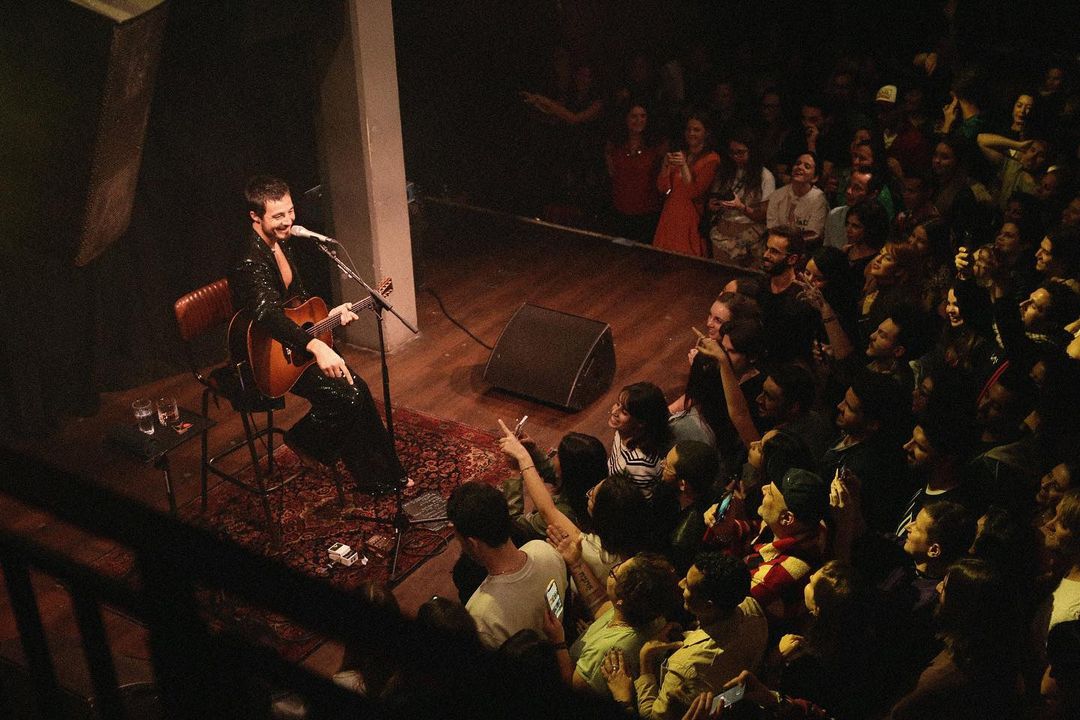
[653,112,721,256]
[498,424,654,613]
[607,382,673,498]
[701,126,776,267]
[901,218,954,315]
[503,431,607,542]
[669,352,724,450]
[890,558,1024,718]
[775,561,887,719]
[604,101,667,243]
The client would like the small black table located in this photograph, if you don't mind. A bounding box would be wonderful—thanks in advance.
[109,408,216,515]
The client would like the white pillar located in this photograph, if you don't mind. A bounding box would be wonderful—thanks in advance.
[316,0,417,351]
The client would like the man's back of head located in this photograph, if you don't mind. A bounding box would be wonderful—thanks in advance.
[447,483,512,550]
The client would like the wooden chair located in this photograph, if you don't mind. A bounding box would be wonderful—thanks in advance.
[172,278,345,542]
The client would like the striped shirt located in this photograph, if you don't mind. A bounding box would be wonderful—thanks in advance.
[608,430,664,498]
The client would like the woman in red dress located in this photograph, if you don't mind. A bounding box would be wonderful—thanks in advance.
[604,102,667,244]
[653,112,720,257]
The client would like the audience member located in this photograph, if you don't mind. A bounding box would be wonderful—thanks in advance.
[889,558,1024,719]
[766,152,829,247]
[703,468,828,633]
[661,441,719,567]
[757,226,820,363]
[701,127,775,267]
[503,431,606,542]
[568,553,677,699]
[821,370,913,534]
[607,382,673,498]
[822,165,882,249]
[446,483,568,649]
[605,102,667,243]
[653,112,720,256]
[610,552,767,720]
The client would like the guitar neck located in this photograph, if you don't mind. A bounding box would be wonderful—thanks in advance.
[307,295,377,338]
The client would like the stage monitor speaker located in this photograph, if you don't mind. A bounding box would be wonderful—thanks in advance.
[484,304,615,411]
[8,1,168,266]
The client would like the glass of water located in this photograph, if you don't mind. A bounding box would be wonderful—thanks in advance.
[133,398,155,434]
[156,396,180,429]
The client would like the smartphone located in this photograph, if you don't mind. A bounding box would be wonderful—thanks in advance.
[715,493,734,522]
[545,578,564,619]
[513,415,529,437]
[710,683,745,712]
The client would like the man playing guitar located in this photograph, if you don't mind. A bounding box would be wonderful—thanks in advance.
[229,175,406,494]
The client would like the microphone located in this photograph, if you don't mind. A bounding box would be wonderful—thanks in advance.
[289,225,340,245]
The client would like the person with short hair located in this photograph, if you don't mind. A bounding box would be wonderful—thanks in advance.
[822,166,882,249]
[821,370,912,534]
[703,468,828,631]
[569,553,678,699]
[659,440,719,574]
[604,552,767,720]
[754,363,831,462]
[446,483,568,649]
[758,226,820,363]
[229,176,406,493]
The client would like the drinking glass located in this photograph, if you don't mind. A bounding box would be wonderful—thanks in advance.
[156,396,180,428]
[133,399,155,435]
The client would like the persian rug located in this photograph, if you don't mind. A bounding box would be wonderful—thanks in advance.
[93,406,512,662]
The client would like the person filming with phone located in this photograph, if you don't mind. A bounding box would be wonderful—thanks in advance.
[701,468,828,635]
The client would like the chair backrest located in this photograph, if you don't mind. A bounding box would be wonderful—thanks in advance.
[174,278,233,343]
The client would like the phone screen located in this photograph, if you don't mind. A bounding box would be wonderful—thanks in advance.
[715,493,734,522]
[545,578,563,619]
[710,683,745,712]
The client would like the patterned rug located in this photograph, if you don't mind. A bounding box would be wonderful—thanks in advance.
[92,406,511,662]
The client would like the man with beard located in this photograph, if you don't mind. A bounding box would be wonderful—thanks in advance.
[229,176,407,494]
[757,226,819,363]
[894,397,984,538]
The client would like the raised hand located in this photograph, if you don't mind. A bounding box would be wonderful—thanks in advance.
[496,419,532,465]
[545,523,583,566]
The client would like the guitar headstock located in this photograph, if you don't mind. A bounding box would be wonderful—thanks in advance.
[377,277,393,297]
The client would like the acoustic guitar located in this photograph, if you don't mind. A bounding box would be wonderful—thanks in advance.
[228,277,393,398]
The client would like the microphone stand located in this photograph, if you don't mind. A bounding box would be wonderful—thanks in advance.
[313,243,446,584]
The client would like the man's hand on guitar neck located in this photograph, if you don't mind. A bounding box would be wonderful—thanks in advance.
[306,338,354,385]
[329,303,359,326]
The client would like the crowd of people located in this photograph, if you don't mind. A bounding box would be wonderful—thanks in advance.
[324,20,1080,720]
[333,216,1080,718]
[515,24,1080,283]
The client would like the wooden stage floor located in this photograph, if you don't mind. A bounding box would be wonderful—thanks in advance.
[0,202,741,696]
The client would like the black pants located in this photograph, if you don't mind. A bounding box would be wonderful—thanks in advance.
[284,365,405,485]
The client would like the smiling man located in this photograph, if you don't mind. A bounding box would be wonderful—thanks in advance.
[229,175,406,494]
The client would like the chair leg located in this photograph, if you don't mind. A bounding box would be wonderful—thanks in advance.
[241,412,279,544]
[200,389,212,512]
[266,410,276,475]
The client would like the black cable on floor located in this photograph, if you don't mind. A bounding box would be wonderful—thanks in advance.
[421,285,494,350]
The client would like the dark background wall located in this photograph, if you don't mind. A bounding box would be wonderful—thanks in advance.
[2,0,1079,436]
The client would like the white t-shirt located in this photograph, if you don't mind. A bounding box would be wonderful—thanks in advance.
[766,184,829,244]
[466,540,568,649]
